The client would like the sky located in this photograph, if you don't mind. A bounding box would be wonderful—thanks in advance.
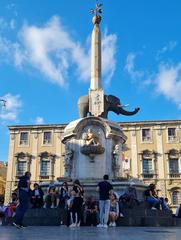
[0,0,181,161]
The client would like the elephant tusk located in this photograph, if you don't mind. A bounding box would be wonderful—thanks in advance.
[117,104,129,108]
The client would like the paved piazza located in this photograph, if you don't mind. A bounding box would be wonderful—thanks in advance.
[0,226,180,240]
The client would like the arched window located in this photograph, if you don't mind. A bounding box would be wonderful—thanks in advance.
[39,152,55,179]
[167,149,180,178]
[172,191,180,205]
[141,150,156,178]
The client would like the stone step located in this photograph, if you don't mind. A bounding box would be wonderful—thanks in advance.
[117,216,173,227]
[172,218,181,226]
[121,208,172,217]
[22,208,175,227]
[23,208,66,226]
[1,205,174,227]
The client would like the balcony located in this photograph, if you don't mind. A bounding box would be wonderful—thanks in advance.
[169,172,181,178]
[16,171,25,177]
[142,170,155,179]
[168,136,178,142]
[43,140,51,145]
[39,172,50,180]
[19,140,28,145]
[142,136,152,142]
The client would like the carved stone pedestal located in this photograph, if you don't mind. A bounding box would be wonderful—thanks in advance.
[61,116,127,180]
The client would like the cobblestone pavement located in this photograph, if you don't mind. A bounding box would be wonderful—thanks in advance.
[0,226,180,240]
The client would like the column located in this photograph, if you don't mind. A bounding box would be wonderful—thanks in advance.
[130,129,139,178]
[5,131,16,204]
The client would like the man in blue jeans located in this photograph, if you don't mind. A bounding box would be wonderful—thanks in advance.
[96,175,113,228]
[13,171,31,229]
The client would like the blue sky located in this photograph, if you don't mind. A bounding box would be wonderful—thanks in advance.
[1,0,181,161]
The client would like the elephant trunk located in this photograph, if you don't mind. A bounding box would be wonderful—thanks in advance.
[117,105,140,116]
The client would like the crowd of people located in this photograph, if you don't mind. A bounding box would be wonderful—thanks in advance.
[0,171,178,229]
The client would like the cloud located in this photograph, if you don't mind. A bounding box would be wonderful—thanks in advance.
[124,50,181,109]
[124,53,144,80]
[156,41,177,60]
[0,93,22,121]
[0,37,21,66]
[0,17,16,31]
[154,62,181,109]
[10,19,16,30]
[4,16,117,87]
[6,3,18,17]
[35,117,44,124]
[102,30,117,86]
[0,18,8,30]
[0,37,10,56]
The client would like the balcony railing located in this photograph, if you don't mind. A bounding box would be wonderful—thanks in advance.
[16,171,26,177]
[40,172,50,179]
[19,140,28,145]
[39,175,50,180]
[142,136,151,142]
[43,140,51,145]
[168,136,178,142]
[141,170,155,179]
[169,173,181,178]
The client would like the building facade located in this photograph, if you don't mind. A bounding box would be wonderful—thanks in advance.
[121,120,181,212]
[5,120,181,212]
[0,161,7,197]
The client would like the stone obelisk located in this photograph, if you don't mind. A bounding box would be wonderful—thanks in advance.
[89,15,104,117]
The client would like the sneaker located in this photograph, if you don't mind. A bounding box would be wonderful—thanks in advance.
[97,223,103,228]
[20,224,28,228]
[112,222,116,227]
[109,222,113,227]
[151,207,157,210]
[76,222,80,227]
[12,222,21,229]
[69,223,76,228]
[103,224,108,228]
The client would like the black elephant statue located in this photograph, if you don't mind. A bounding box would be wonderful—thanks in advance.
[77,94,140,118]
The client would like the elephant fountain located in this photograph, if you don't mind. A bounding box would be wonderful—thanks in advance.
[77,94,140,118]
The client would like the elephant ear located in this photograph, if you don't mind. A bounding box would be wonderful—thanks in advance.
[107,95,120,104]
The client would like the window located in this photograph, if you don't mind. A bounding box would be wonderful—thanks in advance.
[142,129,151,142]
[16,160,27,176]
[172,191,180,205]
[142,159,154,178]
[40,160,50,176]
[169,159,180,178]
[169,159,179,174]
[20,132,28,145]
[168,128,177,142]
[43,131,52,145]
[142,159,153,173]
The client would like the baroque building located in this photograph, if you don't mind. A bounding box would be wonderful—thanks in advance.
[5,120,181,212]
[0,161,7,197]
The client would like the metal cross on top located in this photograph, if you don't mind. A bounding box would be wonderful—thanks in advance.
[90,0,103,16]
